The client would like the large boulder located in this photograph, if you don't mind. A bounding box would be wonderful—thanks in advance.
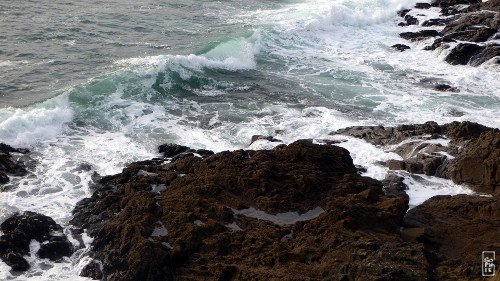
[403,195,500,279]
[71,140,422,280]
[438,129,500,195]
[445,43,485,65]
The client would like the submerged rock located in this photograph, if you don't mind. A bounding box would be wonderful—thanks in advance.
[434,84,460,92]
[0,212,73,272]
[392,44,411,52]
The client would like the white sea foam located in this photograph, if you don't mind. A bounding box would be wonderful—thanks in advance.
[225,222,243,231]
[403,172,475,208]
[231,206,324,226]
[331,136,403,180]
[151,222,168,237]
[0,97,73,147]
[115,33,260,73]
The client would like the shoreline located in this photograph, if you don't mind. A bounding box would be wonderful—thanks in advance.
[393,0,499,69]
[1,1,499,279]
[1,120,498,280]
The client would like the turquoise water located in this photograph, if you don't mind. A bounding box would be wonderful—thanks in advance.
[0,0,499,279]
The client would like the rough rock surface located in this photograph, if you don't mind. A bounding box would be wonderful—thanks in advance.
[0,211,73,271]
[438,129,500,196]
[331,121,499,194]
[71,140,426,280]
[0,143,30,185]
[403,195,500,279]
[69,135,500,280]
[397,0,500,67]
[399,30,440,40]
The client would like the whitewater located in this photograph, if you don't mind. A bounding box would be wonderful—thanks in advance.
[1,0,499,279]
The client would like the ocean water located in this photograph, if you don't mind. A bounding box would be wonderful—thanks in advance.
[1,0,499,279]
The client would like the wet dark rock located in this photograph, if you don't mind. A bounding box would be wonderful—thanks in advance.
[3,251,30,271]
[444,26,497,43]
[470,43,500,66]
[422,18,448,26]
[392,44,411,52]
[250,135,282,145]
[438,129,500,196]
[0,212,73,272]
[75,162,92,172]
[445,120,491,140]
[0,143,30,185]
[442,11,499,35]
[416,153,446,176]
[332,121,499,197]
[415,2,431,9]
[71,140,426,280]
[424,37,456,50]
[158,143,215,161]
[0,172,9,184]
[398,8,411,17]
[81,260,104,280]
[381,173,409,200]
[434,84,460,92]
[404,14,419,25]
[400,30,440,40]
[158,143,190,158]
[386,159,405,171]
[71,129,500,280]
[331,121,443,147]
[445,43,485,65]
[398,0,500,67]
[37,241,73,261]
[431,0,480,9]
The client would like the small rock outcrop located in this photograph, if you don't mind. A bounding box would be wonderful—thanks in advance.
[0,212,73,271]
[0,143,30,185]
[392,44,411,52]
[331,121,499,194]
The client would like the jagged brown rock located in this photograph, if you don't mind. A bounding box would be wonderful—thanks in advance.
[403,195,500,279]
[438,129,500,195]
[331,121,500,195]
[71,140,430,280]
[68,132,500,280]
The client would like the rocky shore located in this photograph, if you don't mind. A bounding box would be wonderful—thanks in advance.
[2,120,497,280]
[394,0,499,68]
